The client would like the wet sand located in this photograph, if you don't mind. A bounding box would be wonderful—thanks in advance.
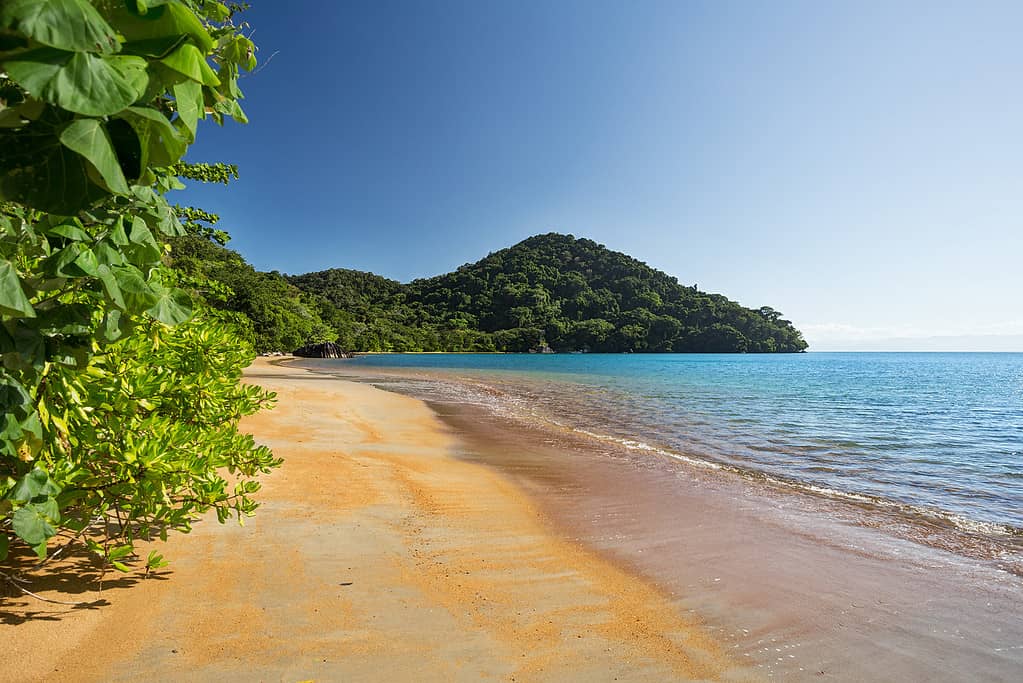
[427,400,1023,682]
[2,358,750,682]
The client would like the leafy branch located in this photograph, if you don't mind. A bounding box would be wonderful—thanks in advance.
[0,1,279,584]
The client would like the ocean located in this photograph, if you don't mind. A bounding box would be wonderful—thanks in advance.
[297,352,1023,568]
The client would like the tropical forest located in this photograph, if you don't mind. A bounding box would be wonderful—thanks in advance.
[183,231,809,355]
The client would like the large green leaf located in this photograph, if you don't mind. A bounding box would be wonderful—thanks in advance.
[116,107,186,169]
[60,119,130,195]
[101,308,129,341]
[4,49,148,117]
[0,119,107,213]
[0,257,35,318]
[105,0,214,54]
[112,265,159,311]
[221,35,257,72]
[39,219,90,242]
[121,34,189,59]
[161,43,220,87]
[0,0,119,53]
[43,243,99,278]
[9,467,61,503]
[36,302,93,335]
[147,286,192,325]
[127,216,162,262]
[172,79,203,141]
[96,264,126,309]
[12,501,57,545]
[94,241,127,267]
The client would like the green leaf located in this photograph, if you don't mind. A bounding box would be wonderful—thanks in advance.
[12,503,56,545]
[131,0,173,13]
[172,79,203,141]
[110,1,215,54]
[0,534,8,562]
[0,0,119,53]
[147,286,192,325]
[0,324,44,372]
[72,246,101,276]
[110,218,131,246]
[127,216,163,262]
[96,264,126,309]
[60,119,130,195]
[0,257,35,318]
[9,467,60,502]
[112,265,158,311]
[95,241,127,267]
[101,308,130,342]
[120,34,189,59]
[221,35,256,72]
[160,43,221,87]
[46,241,101,277]
[107,544,133,560]
[0,118,108,213]
[40,221,90,241]
[146,549,167,569]
[4,49,148,117]
[117,107,186,169]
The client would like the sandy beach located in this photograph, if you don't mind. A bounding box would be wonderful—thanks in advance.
[3,358,751,682]
[296,357,1023,682]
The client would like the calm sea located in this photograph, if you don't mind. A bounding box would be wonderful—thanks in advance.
[299,352,1023,547]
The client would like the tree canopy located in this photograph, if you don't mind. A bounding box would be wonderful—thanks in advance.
[287,233,808,353]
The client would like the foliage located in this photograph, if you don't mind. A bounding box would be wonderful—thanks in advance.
[0,1,275,576]
[168,231,335,353]
[288,234,809,353]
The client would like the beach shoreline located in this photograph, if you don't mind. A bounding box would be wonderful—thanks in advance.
[293,356,1023,682]
[3,357,750,682]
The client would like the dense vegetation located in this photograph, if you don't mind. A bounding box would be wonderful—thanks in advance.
[169,230,335,353]
[288,234,808,353]
[0,1,278,582]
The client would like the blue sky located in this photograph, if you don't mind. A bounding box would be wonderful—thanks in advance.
[184,1,1023,350]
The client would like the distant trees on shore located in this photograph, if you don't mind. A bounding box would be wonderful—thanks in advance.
[285,233,808,354]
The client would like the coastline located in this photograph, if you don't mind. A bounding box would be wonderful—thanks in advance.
[294,356,1023,681]
[3,357,748,682]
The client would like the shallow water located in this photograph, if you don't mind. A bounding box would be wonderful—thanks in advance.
[303,353,1022,532]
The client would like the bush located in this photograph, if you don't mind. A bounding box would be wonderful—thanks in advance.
[0,1,278,579]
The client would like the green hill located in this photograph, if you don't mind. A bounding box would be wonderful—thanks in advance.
[287,233,807,353]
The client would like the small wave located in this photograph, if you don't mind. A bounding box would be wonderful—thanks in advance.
[563,425,1022,539]
[569,428,725,471]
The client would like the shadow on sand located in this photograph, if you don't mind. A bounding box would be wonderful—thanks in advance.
[1,543,172,625]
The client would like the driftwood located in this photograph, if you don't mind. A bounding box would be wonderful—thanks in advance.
[292,342,353,359]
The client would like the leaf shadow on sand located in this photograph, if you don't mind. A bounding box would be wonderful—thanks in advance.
[1,543,172,625]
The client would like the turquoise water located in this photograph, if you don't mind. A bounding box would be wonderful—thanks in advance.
[305,352,1023,537]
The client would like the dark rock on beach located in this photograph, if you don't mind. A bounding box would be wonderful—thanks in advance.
[293,342,354,358]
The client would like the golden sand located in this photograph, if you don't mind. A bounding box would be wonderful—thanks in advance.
[3,358,751,682]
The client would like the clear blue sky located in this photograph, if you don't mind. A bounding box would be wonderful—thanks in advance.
[184,1,1023,350]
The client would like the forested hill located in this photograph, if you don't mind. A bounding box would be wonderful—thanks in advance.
[287,233,807,353]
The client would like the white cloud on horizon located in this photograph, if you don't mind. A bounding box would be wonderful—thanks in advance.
[794,320,1023,352]
[797,319,1023,345]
